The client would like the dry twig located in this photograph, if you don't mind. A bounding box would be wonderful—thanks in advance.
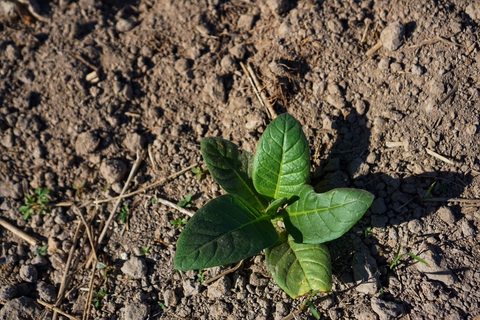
[37,299,80,320]
[203,260,243,286]
[0,218,39,246]
[425,148,455,165]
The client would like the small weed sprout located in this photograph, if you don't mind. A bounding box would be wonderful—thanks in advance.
[191,166,208,181]
[117,203,129,223]
[151,197,158,205]
[177,194,192,208]
[139,246,151,255]
[34,245,48,256]
[92,288,107,308]
[73,181,86,197]
[390,245,429,269]
[196,270,205,283]
[170,217,188,229]
[96,261,114,279]
[19,187,50,220]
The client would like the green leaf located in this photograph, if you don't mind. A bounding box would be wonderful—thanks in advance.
[265,197,288,218]
[201,137,268,210]
[174,194,278,270]
[265,234,332,298]
[252,113,310,199]
[284,185,374,243]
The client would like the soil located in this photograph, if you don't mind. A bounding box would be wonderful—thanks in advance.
[0,0,479,319]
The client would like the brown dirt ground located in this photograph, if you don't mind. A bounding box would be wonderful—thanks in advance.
[0,0,480,319]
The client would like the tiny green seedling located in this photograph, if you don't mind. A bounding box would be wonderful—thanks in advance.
[34,245,48,256]
[157,301,167,311]
[173,113,374,298]
[151,197,158,205]
[92,288,107,308]
[196,270,205,283]
[139,246,151,255]
[303,291,320,320]
[96,261,114,279]
[191,166,208,181]
[19,187,50,220]
[177,194,192,208]
[117,203,129,223]
[389,245,429,269]
[170,217,188,228]
[73,181,86,197]
[364,226,372,237]
[422,181,436,200]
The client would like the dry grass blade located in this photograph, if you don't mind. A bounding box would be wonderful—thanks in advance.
[83,262,97,320]
[240,61,278,119]
[0,217,39,246]
[425,148,455,165]
[154,196,194,217]
[86,151,144,268]
[93,163,199,205]
[202,260,243,286]
[37,299,80,320]
[422,198,480,206]
[52,220,83,320]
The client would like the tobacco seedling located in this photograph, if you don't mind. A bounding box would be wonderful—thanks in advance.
[174,113,374,298]
[19,187,50,220]
[73,181,86,197]
[96,261,114,279]
[389,245,429,269]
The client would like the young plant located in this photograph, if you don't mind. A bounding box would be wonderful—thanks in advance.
[389,245,429,269]
[92,288,107,308]
[170,217,188,228]
[34,245,48,256]
[117,203,129,223]
[177,194,192,208]
[139,246,151,255]
[191,166,208,181]
[19,187,50,220]
[173,113,374,298]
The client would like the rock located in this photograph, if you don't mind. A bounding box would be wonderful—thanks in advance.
[237,14,256,30]
[461,219,475,237]
[352,243,380,295]
[50,253,66,270]
[36,282,56,303]
[174,58,192,76]
[220,55,236,72]
[348,158,370,179]
[371,296,405,320]
[100,159,128,184]
[0,297,42,319]
[121,301,149,320]
[370,198,387,214]
[116,18,135,32]
[162,289,178,306]
[326,19,344,34]
[0,284,18,301]
[325,94,346,109]
[207,277,231,298]
[378,57,390,70]
[124,132,146,153]
[1,130,14,148]
[380,21,405,51]
[437,207,455,225]
[75,131,100,155]
[123,82,134,100]
[121,256,147,279]
[230,44,247,60]
[31,255,48,267]
[266,0,292,15]
[415,246,456,286]
[411,64,425,75]
[19,265,38,283]
[407,219,423,233]
[202,74,227,104]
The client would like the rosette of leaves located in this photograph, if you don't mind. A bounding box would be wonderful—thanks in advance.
[174,113,374,298]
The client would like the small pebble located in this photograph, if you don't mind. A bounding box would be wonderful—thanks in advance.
[116,18,135,32]
[121,256,147,279]
[20,265,38,283]
[380,21,405,51]
[100,159,128,184]
[74,131,100,155]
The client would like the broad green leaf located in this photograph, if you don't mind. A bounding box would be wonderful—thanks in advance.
[253,113,310,199]
[174,194,278,270]
[201,137,268,210]
[265,234,331,298]
[284,185,374,244]
[265,197,288,218]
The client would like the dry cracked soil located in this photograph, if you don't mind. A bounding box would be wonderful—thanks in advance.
[0,0,480,319]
